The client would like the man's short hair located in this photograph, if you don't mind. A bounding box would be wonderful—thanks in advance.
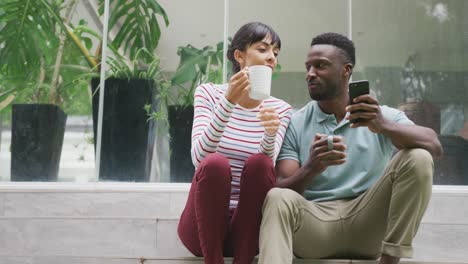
[311,33,355,66]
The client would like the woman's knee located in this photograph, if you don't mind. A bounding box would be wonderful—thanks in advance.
[236,156,276,209]
[197,153,231,183]
[199,153,230,172]
[245,153,273,170]
[242,153,275,183]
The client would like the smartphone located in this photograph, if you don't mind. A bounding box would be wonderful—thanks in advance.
[348,80,370,124]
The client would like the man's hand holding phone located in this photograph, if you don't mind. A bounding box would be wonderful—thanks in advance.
[346,80,387,133]
[305,133,347,175]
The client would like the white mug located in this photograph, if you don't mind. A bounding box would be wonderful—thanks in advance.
[248,65,272,100]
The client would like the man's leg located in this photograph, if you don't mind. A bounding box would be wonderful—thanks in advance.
[225,153,276,264]
[259,188,344,264]
[340,148,433,261]
[177,153,232,264]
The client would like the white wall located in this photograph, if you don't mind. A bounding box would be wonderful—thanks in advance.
[154,0,467,72]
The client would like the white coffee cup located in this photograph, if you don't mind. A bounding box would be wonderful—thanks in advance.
[248,65,272,100]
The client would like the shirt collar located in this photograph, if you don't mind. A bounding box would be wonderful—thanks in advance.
[314,101,336,123]
[314,101,352,127]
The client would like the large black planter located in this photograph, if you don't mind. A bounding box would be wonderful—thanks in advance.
[11,104,67,181]
[434,135,468,185]
[168,105,194,182]
[91,78,157,182]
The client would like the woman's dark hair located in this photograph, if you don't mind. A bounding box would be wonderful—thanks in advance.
[227,22,281,74]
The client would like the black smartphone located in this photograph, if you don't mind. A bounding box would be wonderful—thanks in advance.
[348,80,370,124]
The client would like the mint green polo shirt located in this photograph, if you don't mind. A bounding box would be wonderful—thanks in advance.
[278,101,414,202]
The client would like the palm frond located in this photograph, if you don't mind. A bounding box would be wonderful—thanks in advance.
[98,0,169,63]
[0,0,59,75]
[0,0,99,106]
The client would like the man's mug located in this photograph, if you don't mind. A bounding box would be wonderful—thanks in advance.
[318,134,346,160]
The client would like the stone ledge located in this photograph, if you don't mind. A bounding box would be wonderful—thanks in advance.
[138,257,468,264]
[0,182,467,193]
[0,256,466,264]
[1,184,467,224]
[0,183,191,193]
[0,183,467,263]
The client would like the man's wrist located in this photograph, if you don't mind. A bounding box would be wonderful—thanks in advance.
[378,118,394,135]
[303,159,319,176]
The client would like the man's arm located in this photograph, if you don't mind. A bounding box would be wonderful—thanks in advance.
[276,159,314,195]
[380,122,443,159]
[346,95,443,159]
[276,134,346,194]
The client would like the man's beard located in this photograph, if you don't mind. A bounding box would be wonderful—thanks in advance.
[308,83,341,101]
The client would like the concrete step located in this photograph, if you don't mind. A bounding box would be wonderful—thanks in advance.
[0,257,466,264]
[0,184,467,263]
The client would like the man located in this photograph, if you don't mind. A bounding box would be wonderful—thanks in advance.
[258,33,443,264]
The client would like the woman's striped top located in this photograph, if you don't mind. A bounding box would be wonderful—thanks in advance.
[191,83,292,209]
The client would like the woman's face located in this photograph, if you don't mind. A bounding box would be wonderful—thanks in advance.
[235,35,280,70]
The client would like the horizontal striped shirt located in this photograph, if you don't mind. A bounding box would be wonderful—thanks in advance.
[191,83,292,209]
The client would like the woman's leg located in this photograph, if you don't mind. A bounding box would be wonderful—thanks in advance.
[226,153,276,264]
[178,153,232,264]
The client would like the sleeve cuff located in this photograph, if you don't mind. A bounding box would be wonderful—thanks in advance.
[221,96,236,111]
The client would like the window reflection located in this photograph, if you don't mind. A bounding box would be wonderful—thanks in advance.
[0,0,98,182]
[352,0,468,185]
[0,0,466,184]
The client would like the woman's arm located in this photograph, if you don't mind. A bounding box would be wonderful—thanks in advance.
[191,70,251,167]
[191,84,235,167]
[258,103,292,161]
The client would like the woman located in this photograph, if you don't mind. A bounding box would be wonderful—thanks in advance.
[177,22,292,264]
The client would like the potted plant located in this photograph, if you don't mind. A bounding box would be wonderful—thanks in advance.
[0,0,98,181]
[0,0,170,182]
[90,49,170,182]
[88,0,170,182]
[156,41,226,182]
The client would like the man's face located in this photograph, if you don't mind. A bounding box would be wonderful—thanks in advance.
[304,44,347,101]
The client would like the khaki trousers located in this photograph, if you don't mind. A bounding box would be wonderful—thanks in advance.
[259,149,433,264]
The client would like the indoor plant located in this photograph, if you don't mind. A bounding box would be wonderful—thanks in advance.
[0,0,98,181]
[88,0,170,182]
[158,41,226,182]
[0,0,170,182]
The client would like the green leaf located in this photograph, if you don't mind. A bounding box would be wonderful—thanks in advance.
[170,40,229,106]
[82,37,93,50]
[272,63,282,80]
[99,0,169,59]
[171,62,198,85]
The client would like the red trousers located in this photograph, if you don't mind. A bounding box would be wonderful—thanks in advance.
[177,153,276,264]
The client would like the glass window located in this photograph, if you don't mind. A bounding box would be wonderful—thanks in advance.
[0,0,99,182]
[228,0,349,109]
[352,0,468,185]
[157,0,225,182]
[98,0,225,182]
[2,1,465,185]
